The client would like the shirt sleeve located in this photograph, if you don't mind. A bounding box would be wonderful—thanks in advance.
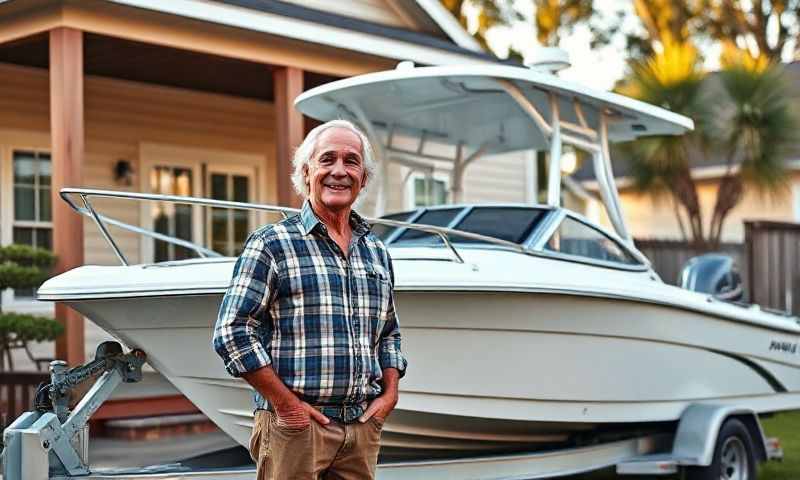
[378,252,407,378]
[212,232,277,378]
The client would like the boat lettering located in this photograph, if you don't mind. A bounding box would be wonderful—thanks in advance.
[769,340,798,354]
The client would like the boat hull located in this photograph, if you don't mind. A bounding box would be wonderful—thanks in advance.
[65,289,800,458]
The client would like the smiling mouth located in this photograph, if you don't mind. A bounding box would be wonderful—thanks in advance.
[324,184,351,191]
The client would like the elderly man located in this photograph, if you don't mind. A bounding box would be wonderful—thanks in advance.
[213,119,406,480]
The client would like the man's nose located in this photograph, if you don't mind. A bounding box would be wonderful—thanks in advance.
[330,157,347,176]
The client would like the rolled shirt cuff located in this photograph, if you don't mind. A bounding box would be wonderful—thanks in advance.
[379,350,408,379]
[223,344,272,378]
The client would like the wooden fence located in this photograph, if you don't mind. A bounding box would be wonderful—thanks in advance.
[634,239,746,287]
[745,220,800,316]
[1,371,49,431]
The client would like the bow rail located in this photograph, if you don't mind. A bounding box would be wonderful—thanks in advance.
[60,188,529,266]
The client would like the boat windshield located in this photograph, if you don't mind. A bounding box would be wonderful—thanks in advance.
[377,206,548,246]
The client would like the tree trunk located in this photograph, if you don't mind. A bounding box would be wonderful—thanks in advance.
[709,174,743,248]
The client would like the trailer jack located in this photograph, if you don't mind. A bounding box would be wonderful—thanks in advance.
[2,341,146,480]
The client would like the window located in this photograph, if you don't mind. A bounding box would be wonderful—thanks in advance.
[150,166,194,262]
[544,217,639,265]
[413,176,448,207]
[393,208,462,245]
[373,211,415,242]
[12,151,52,297]
[452,207,546,244]
[208,172,251,256]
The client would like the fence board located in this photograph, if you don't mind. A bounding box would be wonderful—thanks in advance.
[1,372,49,431]
[634,239,745,288]
[745,221,800,315]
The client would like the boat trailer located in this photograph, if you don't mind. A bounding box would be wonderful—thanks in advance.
[2,343,784,480]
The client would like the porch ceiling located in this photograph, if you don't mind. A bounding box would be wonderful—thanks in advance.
[0,32,337,101]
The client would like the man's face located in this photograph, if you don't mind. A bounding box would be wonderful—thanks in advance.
[304,127,367,213]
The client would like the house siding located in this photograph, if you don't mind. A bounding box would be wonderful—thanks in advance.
[0,62,275,266]
[616,175,800,242]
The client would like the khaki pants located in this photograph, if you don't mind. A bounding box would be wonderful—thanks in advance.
[249,410,383,480]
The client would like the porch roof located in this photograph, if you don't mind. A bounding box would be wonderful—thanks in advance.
[103,0,510,67]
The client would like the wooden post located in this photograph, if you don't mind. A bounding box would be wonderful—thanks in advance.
[273,66,304,208]
[50,27,85,366]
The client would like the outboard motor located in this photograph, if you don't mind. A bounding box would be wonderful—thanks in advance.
[679,254,743,301]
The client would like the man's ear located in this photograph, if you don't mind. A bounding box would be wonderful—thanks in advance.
[361,170,368,189]
[303,164,310,188]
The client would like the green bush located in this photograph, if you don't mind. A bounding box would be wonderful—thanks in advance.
[0,313,64,343]
[0,244,59,370]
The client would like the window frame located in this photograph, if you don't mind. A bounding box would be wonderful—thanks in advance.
[404,171,451,210]
[0,142,55,314]
[139,143,267,264]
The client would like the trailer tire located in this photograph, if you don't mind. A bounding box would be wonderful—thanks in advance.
[686,418,757,480]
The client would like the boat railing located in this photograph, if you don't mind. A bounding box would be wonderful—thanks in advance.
[60,188,530,266]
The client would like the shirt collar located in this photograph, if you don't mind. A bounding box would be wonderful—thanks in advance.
[298,201,371,237]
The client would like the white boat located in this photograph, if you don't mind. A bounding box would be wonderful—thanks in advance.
[37,64,800,461]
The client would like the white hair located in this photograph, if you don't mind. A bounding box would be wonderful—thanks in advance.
[291,119,376,198]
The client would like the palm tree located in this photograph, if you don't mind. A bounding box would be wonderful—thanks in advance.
[617,38,709,245]
[620,41,797,248]
[707,48,798,245]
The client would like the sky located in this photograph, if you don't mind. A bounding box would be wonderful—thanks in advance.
[470,0,725,92]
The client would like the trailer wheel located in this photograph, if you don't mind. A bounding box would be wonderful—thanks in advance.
[686,418,757,480]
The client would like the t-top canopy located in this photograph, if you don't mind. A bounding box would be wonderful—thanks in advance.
[295,64,694,155]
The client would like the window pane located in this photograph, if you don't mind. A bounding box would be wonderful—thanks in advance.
[211,207,228,254]
[174,168,192,196]
[36,228,52,250]
[13,152,36,185]
[233,176,249,203]
[152,167,194,261]
[544,217,639,265]
[395,208,461,244]
[38,155,52,186]
[174,204,193,260]
[154,209,170,262]
[12,227,51,297]
[233,210,248,255]
[454,207,546,244]
[39,187,52,222]
[413,178,449,207]
[13,227,33,245]
[211,174,227,200]
[373,211,415,241]
[14,186,35,220]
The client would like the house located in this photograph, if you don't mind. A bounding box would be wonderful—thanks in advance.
[573,62,800,244]
[0,0,545,425]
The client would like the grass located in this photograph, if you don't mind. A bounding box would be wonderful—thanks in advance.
[758,411,800,480]
[562,410,800,479]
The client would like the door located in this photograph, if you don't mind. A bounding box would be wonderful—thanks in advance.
[206,166,256,257]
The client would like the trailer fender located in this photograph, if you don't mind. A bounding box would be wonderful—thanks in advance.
[672,404,767,467]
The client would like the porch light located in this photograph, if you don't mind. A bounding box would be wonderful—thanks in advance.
[560,150,578,175]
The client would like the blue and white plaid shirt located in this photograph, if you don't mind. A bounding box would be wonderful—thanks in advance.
[213,201,406,420]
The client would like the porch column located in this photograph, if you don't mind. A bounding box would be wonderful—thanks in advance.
[273,66,304,208]
[50,27,84,365]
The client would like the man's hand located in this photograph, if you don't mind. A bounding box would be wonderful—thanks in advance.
[359,368,400,423]
[358,391,397,423]
[242,366,329,429]
[274,396,330,429]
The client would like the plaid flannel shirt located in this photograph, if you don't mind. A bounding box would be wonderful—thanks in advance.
[213,201,407,420]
